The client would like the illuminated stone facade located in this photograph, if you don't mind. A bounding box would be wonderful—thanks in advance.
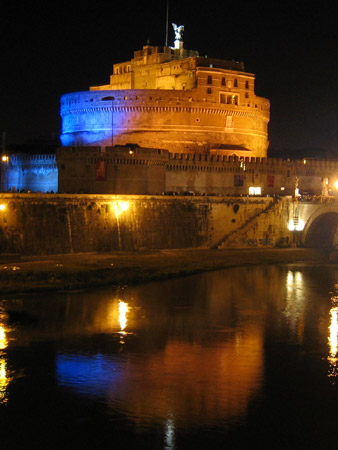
[56,145,338,197]
[60,43,270,158]
[1,154,57,193]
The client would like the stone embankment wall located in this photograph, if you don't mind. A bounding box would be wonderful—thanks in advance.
[0,194,291,255]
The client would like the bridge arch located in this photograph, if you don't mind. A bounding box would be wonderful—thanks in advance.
[302,205,338,248]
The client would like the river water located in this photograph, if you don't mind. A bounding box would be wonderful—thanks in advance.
[1,264,338,449]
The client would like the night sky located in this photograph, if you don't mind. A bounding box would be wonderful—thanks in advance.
[1,0,337,155]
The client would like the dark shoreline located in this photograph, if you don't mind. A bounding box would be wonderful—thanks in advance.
[0,248,332,295]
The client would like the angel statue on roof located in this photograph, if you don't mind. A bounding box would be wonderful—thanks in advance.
[172,23,184,41]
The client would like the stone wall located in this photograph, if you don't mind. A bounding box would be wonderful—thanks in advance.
[167,154,338,196]
[0,194,284,255]
[1,154,58,193]
[55,146,338,197]
[60,89,269,156]
[57,146,168,194]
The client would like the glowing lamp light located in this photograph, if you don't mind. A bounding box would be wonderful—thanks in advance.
[0,204,6,211]
[248,186,261,196]
[112,201,129,217]
[334,180,338,190]
[288,219,305,231]
[1,156,8,162]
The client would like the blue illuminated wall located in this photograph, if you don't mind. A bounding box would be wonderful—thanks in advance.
[60,91,122,146]
[1,154,58,193]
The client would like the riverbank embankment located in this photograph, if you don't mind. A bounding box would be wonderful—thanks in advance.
[0,248,331,295]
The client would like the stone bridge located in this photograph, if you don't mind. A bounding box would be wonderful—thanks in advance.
[290,198,338,248]
[217,196,338,249]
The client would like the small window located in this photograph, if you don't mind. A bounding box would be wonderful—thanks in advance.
[245,92,249,99]
[221,77,226,86]
[207,75,212,85]
[207,87,212,94]
[234,79,238,87]
[245,80,249,89]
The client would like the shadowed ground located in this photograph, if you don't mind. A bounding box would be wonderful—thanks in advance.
[0,248,329,295]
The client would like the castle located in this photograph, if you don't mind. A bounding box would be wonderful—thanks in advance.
[60,29,270,158]
[2,30,336,198]
[1,31,338,255]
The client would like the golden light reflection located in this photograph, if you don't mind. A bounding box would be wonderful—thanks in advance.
[0,325,9,404]
[0,358,7,402]
[328,296,338,379]
[106,333,263,427]
[118,300,129,334]
[328,307,338,356]
[0,325,8,350]
[284,270,305,341]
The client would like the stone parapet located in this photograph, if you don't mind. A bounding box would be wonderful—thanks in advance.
[0,194,284,255]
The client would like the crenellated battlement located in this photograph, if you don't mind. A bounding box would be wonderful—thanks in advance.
[4,146,338,198]
[53,145,338,197]
[168,152,338,170]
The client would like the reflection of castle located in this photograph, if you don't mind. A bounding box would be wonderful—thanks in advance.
[60,35,270,158]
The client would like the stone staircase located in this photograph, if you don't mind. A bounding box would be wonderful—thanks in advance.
[213,197,280,249]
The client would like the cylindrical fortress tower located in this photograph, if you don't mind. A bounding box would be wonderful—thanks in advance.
[60,44,270,158]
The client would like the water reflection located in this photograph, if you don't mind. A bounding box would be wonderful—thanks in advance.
[0,324,8,350]
[2,265,338,448]
[0,358,8,403]
[118,300,129,332]
[328,295,338,379]
[53,270,265,428]
[118,300,129,344]
[164,415,175,450]
[0,320,9,403]
[283,270,305,342]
